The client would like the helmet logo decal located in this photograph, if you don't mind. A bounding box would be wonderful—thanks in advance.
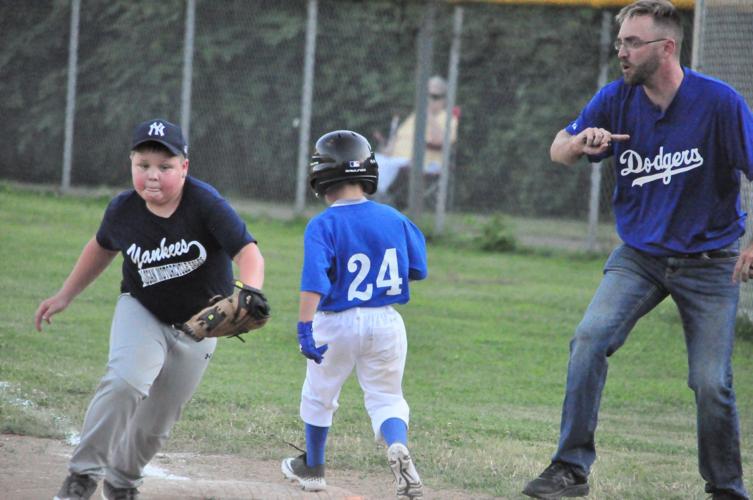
[345,160,366,173]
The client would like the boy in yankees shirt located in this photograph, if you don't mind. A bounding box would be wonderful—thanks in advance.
[35,118,265,500]
[281,130,428,499]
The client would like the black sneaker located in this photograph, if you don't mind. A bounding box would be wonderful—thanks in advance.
[53,473,97,500]
[281,452,326,491]
[522,461,589,499]
[102,480,140,500]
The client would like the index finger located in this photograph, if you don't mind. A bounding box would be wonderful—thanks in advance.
[34,309,46,332]
[34,303,51,332]
[611,134,630,142]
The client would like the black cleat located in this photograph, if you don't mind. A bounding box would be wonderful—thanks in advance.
[101,480,140,500]
[53,473,97,500]
[281,452,326,492]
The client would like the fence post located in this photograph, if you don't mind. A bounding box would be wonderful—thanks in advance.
[62,0,80,192]
[295,0,318,215]
[691,0,705,71]
[435,6,463,234]
[586,10,612,252]
[181,0,196,142]
[408,1,436,220]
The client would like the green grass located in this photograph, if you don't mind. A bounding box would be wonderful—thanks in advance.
[1,183,752,499]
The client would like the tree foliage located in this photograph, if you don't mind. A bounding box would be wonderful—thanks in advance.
[0,0,693,218]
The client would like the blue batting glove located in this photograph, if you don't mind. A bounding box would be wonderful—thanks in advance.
[297,321,328,364]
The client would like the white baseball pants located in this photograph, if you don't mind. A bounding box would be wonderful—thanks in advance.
[300,306,410,441]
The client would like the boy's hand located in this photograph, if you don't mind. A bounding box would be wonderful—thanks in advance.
[297,321,328,364]
[34,294,72,331]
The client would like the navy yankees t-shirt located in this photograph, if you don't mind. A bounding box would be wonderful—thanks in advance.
[96,176,255,324]
[301,199,427,312]
[566,68,753,256]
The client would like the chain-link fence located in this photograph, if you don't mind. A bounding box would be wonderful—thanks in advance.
[3,0,749,255]
[0,1,653,243]
[691,0,753,317]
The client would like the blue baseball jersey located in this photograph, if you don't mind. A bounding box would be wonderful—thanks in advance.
[96,176,255,324]
[300,199,428,312]
[566,68,753,256]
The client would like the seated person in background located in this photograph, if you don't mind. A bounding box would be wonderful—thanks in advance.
[374,75,458,198]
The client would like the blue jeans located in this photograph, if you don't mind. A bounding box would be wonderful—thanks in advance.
[553,244,748,499]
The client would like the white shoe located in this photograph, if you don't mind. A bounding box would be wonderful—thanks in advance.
[387,443,423,499]
[281,453,327,492]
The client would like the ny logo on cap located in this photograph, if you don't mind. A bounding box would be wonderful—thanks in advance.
[148,122,166,137]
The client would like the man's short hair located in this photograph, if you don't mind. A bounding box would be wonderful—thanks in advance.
[616,0,683,52]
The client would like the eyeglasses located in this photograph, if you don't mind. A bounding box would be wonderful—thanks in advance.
[613,37,667,51]
[429,93,446,100]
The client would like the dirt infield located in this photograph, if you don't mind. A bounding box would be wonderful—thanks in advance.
[0,434,498,499]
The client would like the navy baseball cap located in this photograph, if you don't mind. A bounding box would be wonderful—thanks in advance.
[131,118,188,157]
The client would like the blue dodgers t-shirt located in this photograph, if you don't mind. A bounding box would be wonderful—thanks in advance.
[96,176,255,324]
[566,68,753,256]
[301,199,427,312]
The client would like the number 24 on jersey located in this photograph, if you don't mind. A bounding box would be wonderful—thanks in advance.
[347,248,403,301]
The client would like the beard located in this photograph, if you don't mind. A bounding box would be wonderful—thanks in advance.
[622,52,661,86]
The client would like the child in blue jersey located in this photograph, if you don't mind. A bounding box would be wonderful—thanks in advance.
[524,2,753,499]
[35,118,266,500]
[281,130,428,499]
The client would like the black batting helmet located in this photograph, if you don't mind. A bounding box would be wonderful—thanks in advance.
[309,130,378,197]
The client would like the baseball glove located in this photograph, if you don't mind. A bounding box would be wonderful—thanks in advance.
[177,281,270,342]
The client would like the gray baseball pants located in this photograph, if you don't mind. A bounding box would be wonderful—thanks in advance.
[68,293,216,488]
